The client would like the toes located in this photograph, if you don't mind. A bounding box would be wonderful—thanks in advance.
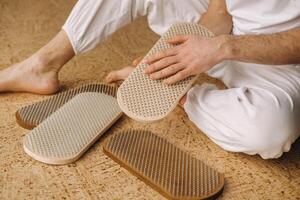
[105,71,118,83]
[119,66,134,78]
[106,66,135,83]
[179,95,187,106]
[132,57,143,66]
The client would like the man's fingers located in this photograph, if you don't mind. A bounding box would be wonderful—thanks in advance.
[150,63,184,80]
[144,56,178,74]
[167,35,189,45]
[163,69,190,85]
[144,48,177,65]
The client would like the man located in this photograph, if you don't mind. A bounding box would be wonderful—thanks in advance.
[0,0,299,159]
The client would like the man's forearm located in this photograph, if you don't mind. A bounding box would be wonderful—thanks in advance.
[220,28,300,65]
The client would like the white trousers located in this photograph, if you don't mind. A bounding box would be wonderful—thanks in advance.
[62,0,300,159]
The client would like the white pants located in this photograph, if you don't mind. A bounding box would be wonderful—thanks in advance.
[62,0,300,159]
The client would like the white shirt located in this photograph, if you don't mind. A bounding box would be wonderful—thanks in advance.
[226,0,300,35]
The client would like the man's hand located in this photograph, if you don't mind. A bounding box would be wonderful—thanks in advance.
[143,34,228,84]
[142,0,232,85]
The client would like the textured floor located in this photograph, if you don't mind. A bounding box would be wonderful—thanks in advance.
[0,1,299,199]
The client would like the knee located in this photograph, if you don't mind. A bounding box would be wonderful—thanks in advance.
[241,106,297,159]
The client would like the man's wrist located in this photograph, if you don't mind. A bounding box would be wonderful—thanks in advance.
[216,34,235,62]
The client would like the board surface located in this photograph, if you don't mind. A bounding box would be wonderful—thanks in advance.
[117,23,214,122]
[16,83,117,129]
[103,130,224,200]
[24,92,123,165]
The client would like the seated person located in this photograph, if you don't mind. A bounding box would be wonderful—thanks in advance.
[1,0,300,159]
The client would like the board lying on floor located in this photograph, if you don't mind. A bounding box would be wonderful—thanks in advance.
[117,23,214,122]
[103,130,224,200]
[16,83,117,129]
[23,92,123,165]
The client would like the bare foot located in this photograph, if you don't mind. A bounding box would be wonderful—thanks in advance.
[0,56,59,94]
[179,95,187,107]
[105,57,143,83]
[0,30,74,95]
[105,66,135,83]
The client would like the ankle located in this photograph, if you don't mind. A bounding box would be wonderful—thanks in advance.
[29,53,60,74]
[26,31,75,74]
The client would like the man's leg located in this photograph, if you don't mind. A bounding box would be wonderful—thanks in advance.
[0,0,150,94]
[185,61,300,159]
[0,30,73,94]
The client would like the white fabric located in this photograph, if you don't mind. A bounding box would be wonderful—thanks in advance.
[62,0,209,54]
[62,0,300,159]
[185,62,300,159]
[226,0,300,35]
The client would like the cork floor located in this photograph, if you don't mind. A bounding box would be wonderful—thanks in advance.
[0,1,299,199]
